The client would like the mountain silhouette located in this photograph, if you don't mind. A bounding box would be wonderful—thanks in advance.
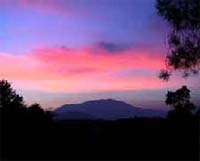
[54,99,166,120]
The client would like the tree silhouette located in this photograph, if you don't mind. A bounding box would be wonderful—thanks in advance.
[28,103,45,118]
[28,103,44,114]
[0,80,25,111]
[195,106,200,117]
[0,80,51,122]
[156,0,200,80]
[27,103,52,123]
[166,86,196,118]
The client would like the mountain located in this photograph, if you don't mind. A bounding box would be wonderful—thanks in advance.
[54,99,166,120]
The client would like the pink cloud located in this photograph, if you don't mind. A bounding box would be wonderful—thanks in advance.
[31,47,165,71]
[1,46,189,93]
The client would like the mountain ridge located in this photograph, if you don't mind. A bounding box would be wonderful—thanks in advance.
[54,99,167,120]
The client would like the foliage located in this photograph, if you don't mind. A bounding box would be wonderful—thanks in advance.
[156,0,200,80]
[0,79,51,123]
[0,80,25,110]
[165,86,196,118]
[195,106,200,117]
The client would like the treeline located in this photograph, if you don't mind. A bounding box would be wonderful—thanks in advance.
[0,80,199,160]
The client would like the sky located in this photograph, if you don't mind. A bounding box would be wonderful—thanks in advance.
[0,0,199,109]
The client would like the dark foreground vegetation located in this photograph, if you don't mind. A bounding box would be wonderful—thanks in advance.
[0,80,200,160]
[1,116,199,160]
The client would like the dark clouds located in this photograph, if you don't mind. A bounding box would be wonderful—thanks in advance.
[95,41,131,53]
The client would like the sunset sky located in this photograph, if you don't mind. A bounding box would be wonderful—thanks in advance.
[0,0,199,109]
